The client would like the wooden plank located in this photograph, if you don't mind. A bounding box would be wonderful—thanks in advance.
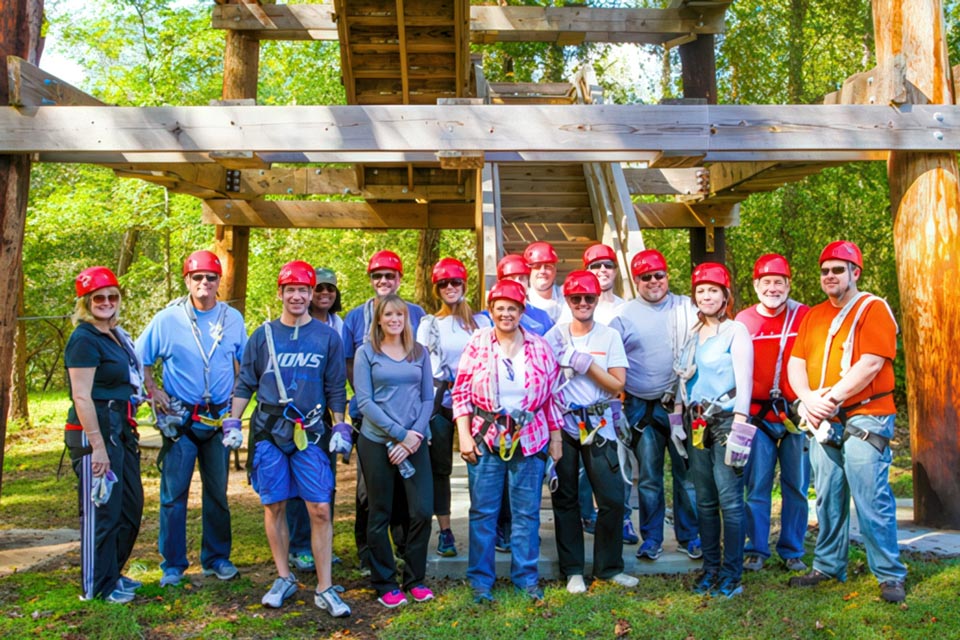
[6,56,105,107]
[213,3,338,40]
[633,202,738,228]
[230,167,469,199]
[5,104,960,156]
[622,167,709,195]
[707,161,777,193]
[202,199,474,229]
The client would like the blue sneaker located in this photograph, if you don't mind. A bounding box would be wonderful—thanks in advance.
[685,538,703,560]
[636,539,662,560]
[622,520,639,545]
[437,528,457,557]
[472,590,495,604]
[289,551,315,571]
[104,586,135,604]
[711,576,743,599]
[203,560,239,581]
[262,575,299,608]
[515,584,544,601]
[159,568,184,587]
[117,575,142,593]
[692,571,718,595]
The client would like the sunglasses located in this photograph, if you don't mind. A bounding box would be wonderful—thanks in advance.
[639,271,667,282]
[437,278,464,289]
[588,261,616,271]
[569,295,598,305]
[91,293,120,304]
[820,266,848,276]
[191,273,219,282]
[314,283,337,293]
[370,272,397,281]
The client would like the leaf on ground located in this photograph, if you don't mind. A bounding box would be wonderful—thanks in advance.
[842,591,858,600]
[614,618,631,637]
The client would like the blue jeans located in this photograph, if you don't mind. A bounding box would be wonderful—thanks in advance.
[623,396,698,545]
[158,423,231,572]
[688,423,745,581]
[744,424,809,560]
[466,448,546,592]
[808,414,906,583]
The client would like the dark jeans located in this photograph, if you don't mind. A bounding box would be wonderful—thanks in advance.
[688,418,745,582]
[429,405,455,517]
[357,434,433,595]
[552,432,624,579]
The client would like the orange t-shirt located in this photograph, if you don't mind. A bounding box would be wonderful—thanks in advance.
[792,295,897,416]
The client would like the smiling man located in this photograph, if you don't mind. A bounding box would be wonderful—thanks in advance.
[523,242,564,323]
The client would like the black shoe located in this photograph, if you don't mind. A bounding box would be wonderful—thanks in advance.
[788,569,833,588]
[880,580,906,603]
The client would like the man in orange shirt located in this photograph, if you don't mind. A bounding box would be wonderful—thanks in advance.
[786,240,906,604]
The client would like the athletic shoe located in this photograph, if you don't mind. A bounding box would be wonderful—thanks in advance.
[332,553,342,565]
[743,555,764,571]
[636,540,662,561]
[378,589,409,608]
[784,557,808,572]
[104,587,135,604]
[622,520,639,545]
[692,571,719,595]
[788,569,833,588]
[516,584,544,601]
[159,568,184,588]
[315,586,351,617]
[262,575,299,608]
[472,590,495,604]
[409,585,435,602]
[436,529,457,557]
[880,580,906,603]
[495,524,511,553]
[711,577,743,599]
[203,560,239,581]
[566,575,587,594]
[289,551,315,571]
[685,538,703,560]
[610,573,639,588]
[581,517,597,535]
[117,575,142,593]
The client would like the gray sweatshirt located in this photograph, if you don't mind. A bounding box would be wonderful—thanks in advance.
[353,343,433,444]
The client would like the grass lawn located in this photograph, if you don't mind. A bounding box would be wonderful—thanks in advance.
[0,392,956,639]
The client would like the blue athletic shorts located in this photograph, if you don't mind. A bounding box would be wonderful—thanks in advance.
[251,440,334,505]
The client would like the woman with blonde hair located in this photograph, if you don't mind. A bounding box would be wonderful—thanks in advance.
[354,294,436,608]
[63,266,144,603]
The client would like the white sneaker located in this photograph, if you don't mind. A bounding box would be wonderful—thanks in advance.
[610,573,639,588]
[566,574,587,594]
[262,575,298,608]
[315,587,351,618]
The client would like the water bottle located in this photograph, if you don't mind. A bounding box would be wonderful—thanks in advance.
[386,442,416,479]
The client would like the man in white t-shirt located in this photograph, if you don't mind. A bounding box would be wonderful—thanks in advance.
[524,242,564,323]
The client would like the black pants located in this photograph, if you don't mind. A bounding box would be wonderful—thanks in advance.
[552,431,625,579]
[354,418,410,568]
[429,406,455,517]
[357,434,433,595]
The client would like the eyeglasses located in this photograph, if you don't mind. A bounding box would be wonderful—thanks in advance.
[588,261,616,271]
[190,274,219,282]
[91,293,120,304]
[639,271,667,282]
[820,266,848,276]
[437,278,464,289]
[569,295,598,305]
[314,283,337,293]
[370,272,397,281]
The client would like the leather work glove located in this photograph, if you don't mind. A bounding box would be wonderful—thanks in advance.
[221,418,244,450]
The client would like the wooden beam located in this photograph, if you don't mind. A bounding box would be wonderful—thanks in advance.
[633,202,738,228]
[215,167,470,200]
[622,167,709,195]
[202,199,474,229]
[706,161,777,193]
[6,56,105,107]
[4,105,960,157]
[212,4,726,44]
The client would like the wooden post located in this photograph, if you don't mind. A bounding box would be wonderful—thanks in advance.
[0,0,43,499]
[215,10,259,315]
[679,35,725,268]
[874,0,960,528]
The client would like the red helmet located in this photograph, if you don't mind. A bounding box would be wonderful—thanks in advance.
[630,249,668,277]
[432,257,467,283]
[691,262,731,290]
[368,250,403,275]
[497,254,530,278]
[753,254,791,280]
[819,240,862,269]
[75,266,119,297]
[562,270,602,297]
[278,260,316,288]
[582,243,617,267]
[182,250,222,276]
[487,280,527,307]
[523,241,558,265]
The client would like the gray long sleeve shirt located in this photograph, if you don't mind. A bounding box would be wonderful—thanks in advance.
[353,343,434,444]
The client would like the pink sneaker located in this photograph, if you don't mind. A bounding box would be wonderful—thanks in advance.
[377,589,408,608]
[409,585,435,602]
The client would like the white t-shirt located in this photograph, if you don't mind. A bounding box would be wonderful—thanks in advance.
[544,322,628,440]
[497,348,527,412]
[526,284,564,323]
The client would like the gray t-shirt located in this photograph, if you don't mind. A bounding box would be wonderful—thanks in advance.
[353,343,434,444]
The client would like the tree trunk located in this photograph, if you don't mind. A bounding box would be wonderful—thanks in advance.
[873,0,960,527]
[0,0,44,500]
[117,227,139,277]
[414,229,441,311]
[9,271,29,423]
